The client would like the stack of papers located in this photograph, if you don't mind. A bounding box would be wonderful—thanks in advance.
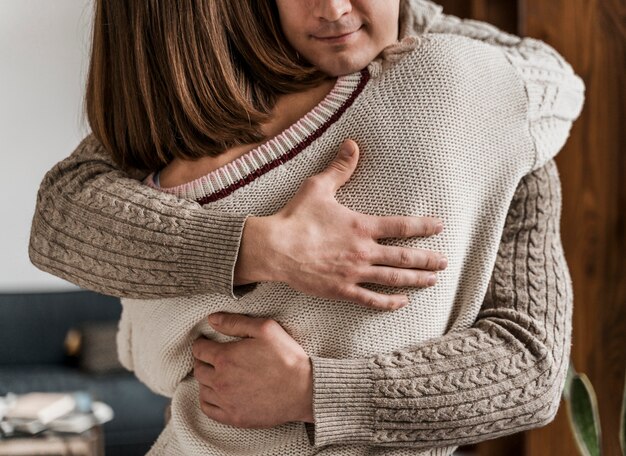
[0,392,113,437]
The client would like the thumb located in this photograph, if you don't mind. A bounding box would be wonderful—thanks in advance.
[317,139,359,194]
[208,312,262,338]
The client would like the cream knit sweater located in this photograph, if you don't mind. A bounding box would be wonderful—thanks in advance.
[112,0,586,454]
[28,0,585,454]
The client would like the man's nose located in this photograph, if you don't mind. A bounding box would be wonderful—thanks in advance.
[313,0,352,22]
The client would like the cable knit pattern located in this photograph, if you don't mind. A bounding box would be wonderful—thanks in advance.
[305,161,572,449]
[26,0,584,454]
[29,135,256,299]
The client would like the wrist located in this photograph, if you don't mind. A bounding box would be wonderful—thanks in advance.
[234,215,276,285]
[298,355,315,423]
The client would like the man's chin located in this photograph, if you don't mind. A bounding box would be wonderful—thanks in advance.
[315,58,371,77]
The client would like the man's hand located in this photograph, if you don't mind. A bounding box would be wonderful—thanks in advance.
[234,139,448,311]
[192,312,314,429]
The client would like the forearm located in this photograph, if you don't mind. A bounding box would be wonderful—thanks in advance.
[30,135,446,310]
[29,134,255,299]
[305,160,573,448]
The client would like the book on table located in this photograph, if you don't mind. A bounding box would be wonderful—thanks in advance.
[4,393,76,425]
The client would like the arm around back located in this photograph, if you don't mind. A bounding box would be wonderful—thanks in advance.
[29,136,446,309]
[305,159,573,448]
[29,134,254,299]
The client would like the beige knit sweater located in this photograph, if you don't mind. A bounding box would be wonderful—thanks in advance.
[28,0,585,454]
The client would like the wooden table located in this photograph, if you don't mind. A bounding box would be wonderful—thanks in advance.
[0,425,104,456]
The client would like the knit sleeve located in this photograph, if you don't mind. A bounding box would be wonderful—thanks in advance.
[29,134,258,299]
[304,159,573,448]
[427,14,585,172]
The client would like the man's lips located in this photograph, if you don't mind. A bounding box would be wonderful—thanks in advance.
[312,25,363,43]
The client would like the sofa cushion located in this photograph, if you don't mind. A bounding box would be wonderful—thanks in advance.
[66,321,126,374]
[0,291,121,365]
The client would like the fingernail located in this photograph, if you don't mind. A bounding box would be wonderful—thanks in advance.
[427,274,437,286]
[341,141,354,157]
[209,314,222,325]
[438,257,448,269]
[435,223,444,233]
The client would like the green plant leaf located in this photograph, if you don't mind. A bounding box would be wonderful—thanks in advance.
[619,368,626,456]
[566,372,602,456]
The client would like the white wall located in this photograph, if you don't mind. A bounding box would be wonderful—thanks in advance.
[0,0,93,292]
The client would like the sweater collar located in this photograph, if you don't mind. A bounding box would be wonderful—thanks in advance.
[145,69,370,203]
[367,0,443,77]
[145,1,445,203]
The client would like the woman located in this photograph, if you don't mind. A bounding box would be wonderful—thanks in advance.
[29,0,584,454]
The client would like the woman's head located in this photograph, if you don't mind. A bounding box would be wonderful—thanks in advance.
[86,0,402,171]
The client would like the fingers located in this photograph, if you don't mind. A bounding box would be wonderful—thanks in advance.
[370,245,447,271]
[207,313,264,338]
[342,285,409,311]
[311,139,359,194]
[198,380,218,402]
[196,361,223,420]
[199,398,226,422]
[194,358,215,387]
[369,215,443,240]
[192,337,218,365]
[338,244,448,310]
[357,266,438,289]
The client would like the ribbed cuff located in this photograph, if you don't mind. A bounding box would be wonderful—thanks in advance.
[305,356,375,447]
[179,210,257,299]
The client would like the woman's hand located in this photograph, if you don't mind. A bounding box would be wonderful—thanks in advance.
[235,139,447,311]
[192,313,313,428]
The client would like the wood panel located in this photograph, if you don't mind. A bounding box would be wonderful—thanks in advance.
[520,0,626,454]
[436,0,518,34]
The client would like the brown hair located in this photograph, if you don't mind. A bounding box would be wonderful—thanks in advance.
[85,0,329,171]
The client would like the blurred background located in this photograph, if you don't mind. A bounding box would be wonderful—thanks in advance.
[1,0,92,292]
[1,0,624,455]
[0,2,176,454]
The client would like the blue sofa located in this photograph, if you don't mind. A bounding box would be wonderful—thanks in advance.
[0,290,169,455]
